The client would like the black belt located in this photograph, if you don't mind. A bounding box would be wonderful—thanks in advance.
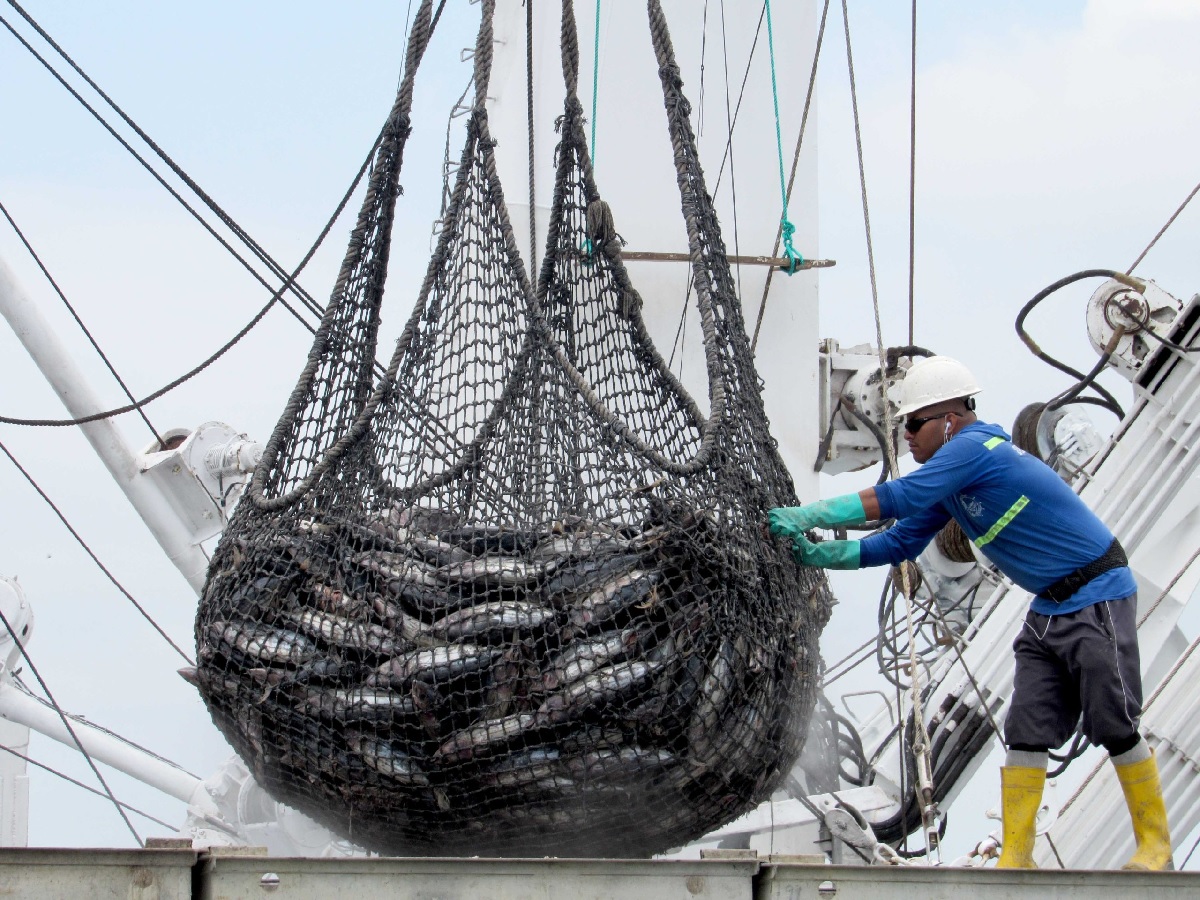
[1039,538,1128,603]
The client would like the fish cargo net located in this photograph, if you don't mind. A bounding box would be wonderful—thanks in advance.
[195,0,833,858]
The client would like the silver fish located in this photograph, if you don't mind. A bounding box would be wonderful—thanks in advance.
[564,746,677,781]
[542,628,640,690]
[370,594,436,644]
[409,534,470,567]
[371,643,499,686]
[567,568,662,630]
[296,517,336,536]
[208,620,318,667]
[430,600,556,642]
[289,608,411,658]
[433,712,538,762]
[692,680,774,774]
[438,525,540,556]
[529,532,627,562]
[364,517,410,546]
[535,658,663,725]
[349,734,430,785]
[686,636,745,758]
[351,550,444,588]
[288,609,370,646]
[438,556,551,587]
[482,747,565,789]
[298,687,417,722]
[307,582,372,618]
[541,553,644,607]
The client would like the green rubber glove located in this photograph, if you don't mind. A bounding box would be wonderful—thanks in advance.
[768,493,867,540]
[791,534,862,570]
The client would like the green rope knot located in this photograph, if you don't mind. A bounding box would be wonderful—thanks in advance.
[766,0,805,276]
[780,219,803,273]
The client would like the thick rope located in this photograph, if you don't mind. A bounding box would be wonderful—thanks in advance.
[249,0,438,510]
[0,123,380,428]
[2,0,330,326]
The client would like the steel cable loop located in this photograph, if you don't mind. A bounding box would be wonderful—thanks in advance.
[249,0,439,510]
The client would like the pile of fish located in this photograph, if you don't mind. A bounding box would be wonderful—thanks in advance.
[193,503,806,857]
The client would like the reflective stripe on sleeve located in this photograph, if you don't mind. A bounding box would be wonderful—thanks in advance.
[974,495,1029,548]
[984,436,1005,450]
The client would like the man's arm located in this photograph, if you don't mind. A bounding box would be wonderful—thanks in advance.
[859,488,880,521]
[859,504,953,567]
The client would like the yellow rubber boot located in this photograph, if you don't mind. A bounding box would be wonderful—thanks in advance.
[996,766,1045,869]
[1115,751,1174,871]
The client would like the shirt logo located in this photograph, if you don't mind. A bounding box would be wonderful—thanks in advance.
[960,494,985,518]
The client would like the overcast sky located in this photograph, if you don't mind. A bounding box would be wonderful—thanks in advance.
[0,0,1197,855]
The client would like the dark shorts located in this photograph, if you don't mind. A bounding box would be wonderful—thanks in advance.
[1004,594,1142,751]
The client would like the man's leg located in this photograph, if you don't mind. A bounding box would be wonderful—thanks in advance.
[996,748,1048,869]
[999,611,1076,868]
[1077,597,1173,871]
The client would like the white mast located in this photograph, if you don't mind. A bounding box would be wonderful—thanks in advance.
[0,255,212,593]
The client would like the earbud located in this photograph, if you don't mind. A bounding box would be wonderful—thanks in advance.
[944,420,952,436]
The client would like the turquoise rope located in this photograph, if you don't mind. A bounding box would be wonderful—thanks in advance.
[590,0,600,166]
[764,0,803,273]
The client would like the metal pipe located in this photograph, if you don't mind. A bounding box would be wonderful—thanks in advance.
[0,254,209,593]
[0,681,201,804]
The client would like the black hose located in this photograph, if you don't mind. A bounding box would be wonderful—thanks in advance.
[839,398,892,485]
[1046,347,1116,414]
[1048,730,1090,777]
[1015,269,1140,419]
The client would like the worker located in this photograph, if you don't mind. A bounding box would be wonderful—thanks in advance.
[768,355,1172,871]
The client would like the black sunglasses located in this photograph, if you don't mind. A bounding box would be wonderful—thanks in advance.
[904,412,951,434]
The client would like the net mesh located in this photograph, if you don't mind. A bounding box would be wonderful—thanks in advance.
[195,0,832,857]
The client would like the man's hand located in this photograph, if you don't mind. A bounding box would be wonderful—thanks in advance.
[792,534,862,570]
[767,493,868,540]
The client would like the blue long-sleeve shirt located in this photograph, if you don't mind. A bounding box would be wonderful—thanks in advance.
[859,421,1135,615]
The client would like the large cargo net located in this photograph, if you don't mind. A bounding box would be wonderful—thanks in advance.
[195,0,832,857]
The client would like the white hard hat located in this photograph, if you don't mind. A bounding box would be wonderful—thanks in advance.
[896,355,982,417]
